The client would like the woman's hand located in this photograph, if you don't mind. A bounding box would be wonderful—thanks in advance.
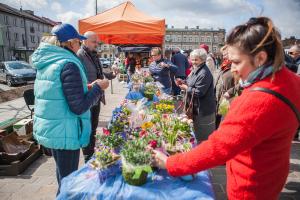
[179,84,188,91]
[223,92,230,100]
[175,78,183,86]
[152,150,168,169]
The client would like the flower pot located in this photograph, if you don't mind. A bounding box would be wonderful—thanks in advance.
[122,167,148,186]
[144,92,155,101]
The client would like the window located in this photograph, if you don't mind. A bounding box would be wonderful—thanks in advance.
[165,35,171,41]
[214,36,218,42]
[22,34,26,46]
[30,35,35,43]
[177,35,181,42]
[201,36,205,42]
[4,16,9,25]
[189,36,193,42]
[38,37,40,44]
[183,36,187,42]
[213,46,217,52]
[13,18,17,26]
[194,36,199,43]
[6,31,10,40]
[14,33,19,41]
[21,19,24,27]
[38,24,40,31]
[206,36,211,42]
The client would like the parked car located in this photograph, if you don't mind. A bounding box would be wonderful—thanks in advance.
[0,61,36,87]
[99,58,111,68]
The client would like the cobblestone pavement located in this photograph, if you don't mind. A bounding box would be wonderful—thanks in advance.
[0,77,299,200]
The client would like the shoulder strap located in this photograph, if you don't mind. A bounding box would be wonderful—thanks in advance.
[251,87,300,124]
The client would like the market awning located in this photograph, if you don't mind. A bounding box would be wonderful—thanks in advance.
[78,1,165,45]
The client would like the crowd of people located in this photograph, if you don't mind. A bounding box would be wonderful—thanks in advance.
[30,16,300,199]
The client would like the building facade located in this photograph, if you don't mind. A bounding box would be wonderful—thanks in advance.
[0,3,59,62]
[165,26,226,54]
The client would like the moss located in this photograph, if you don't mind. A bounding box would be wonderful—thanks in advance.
[122,167,148,186]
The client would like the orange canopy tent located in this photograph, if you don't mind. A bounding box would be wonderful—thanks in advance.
[78,1,165,45]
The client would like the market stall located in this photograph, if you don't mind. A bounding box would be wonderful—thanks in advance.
[78,1,165,80]
[78,1,165,45]
[57,75,215,200]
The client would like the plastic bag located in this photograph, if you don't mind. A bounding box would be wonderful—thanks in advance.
[218,98,230,116]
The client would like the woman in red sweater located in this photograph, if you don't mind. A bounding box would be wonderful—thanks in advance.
[152,17,300,200]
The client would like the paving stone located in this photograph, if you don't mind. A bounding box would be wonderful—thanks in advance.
[0,183,24,193]
[212,183,225,193]
[0,192,12,200]
[37,185,57,197]
[214,191,228,200]
[33,177,56,185]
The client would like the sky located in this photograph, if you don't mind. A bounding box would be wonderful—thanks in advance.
[3,0,300,38]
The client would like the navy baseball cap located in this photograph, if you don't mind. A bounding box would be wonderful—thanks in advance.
[51,23,86,42]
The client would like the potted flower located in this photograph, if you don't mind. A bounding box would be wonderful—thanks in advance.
[143,83,158,101]
[121,139,152,186]
[90,145,121,183]
[96,128,125,154]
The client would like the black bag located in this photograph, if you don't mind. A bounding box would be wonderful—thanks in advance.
[184,90,195,119]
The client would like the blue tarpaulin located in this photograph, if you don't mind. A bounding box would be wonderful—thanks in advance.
[57,162,215,200]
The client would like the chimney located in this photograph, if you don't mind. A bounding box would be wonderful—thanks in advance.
[196,26,199,29]
[165,24,168,28]
[185,26,188,29]
[171,26,174,29]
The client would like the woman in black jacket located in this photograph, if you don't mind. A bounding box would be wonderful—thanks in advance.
[176,48,216,143]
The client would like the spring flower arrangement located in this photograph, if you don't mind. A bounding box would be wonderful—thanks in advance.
[92,96,195,186]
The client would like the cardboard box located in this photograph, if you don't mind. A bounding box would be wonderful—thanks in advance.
[13,119,33,136]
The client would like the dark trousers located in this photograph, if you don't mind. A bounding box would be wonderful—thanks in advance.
[82,101,100,162]
[51,149,80,196]
[173,76,186,96]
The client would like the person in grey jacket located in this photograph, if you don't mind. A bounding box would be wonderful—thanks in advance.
[176,48,216,143]
[149,47,178,95]
[77,31,117,162]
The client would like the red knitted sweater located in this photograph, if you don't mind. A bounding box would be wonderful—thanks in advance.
[166,67,300,200]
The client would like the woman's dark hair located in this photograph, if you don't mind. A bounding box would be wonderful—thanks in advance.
[226,17,284,72]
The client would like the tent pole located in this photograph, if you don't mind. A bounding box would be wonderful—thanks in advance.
[95,0,97,15]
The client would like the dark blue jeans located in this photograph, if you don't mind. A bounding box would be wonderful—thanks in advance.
[51,149,80,196]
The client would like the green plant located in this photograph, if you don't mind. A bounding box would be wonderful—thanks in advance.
[96,129,125,149]
[121,139,152,186]
[121,139,151,165]
[144,76,154,83]
[95,147,113,166]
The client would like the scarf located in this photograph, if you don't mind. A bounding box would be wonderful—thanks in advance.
[239,64,273,88]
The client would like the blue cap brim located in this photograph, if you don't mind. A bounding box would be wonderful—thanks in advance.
[78,35,87,41]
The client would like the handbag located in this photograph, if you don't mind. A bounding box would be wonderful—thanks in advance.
[184,90,195,119]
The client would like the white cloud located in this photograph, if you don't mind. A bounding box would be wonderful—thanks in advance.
[57,11,84,27]
[2,0,300,38]
[5,0,48,10]
[51,1,63,13]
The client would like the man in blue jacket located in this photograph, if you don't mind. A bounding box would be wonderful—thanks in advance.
[31,23,109,195]
[171,48,189,95]
[149,47,177,95]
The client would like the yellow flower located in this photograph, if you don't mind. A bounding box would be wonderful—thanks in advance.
[141,121,153,130]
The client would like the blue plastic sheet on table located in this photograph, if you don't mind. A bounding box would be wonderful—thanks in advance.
[96,160,122,184]
[125,91,144,100]
[57,163,215,200]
